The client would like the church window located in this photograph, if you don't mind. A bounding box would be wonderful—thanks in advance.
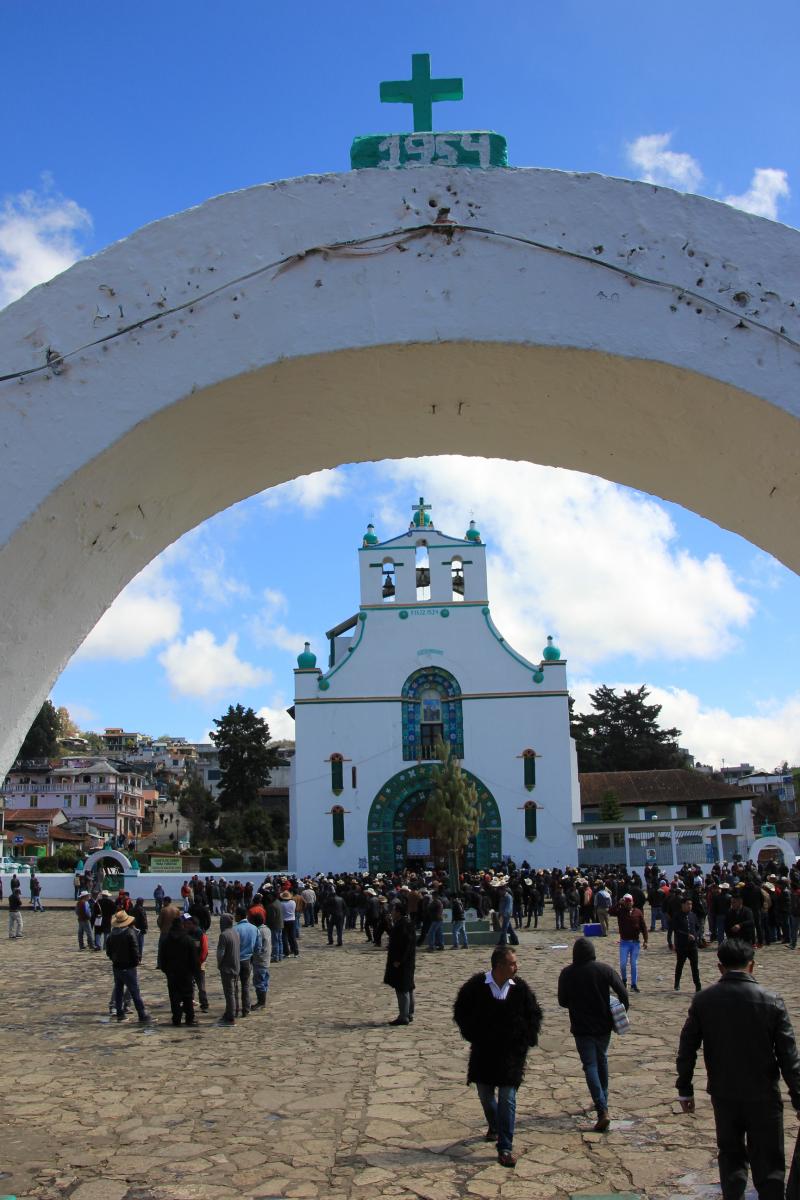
[521,748,537,790]
[381,559,396,602]
[330,753,344,795]
[451,556,465,601]
[401,668,463,761]
[331,805,345,845]
[351,765,357,789]
[524,800,538,840]
[415,542,430,601]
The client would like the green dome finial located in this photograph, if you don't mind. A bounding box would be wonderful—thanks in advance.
[465,519,481,543]
[363,523,379,546]
[411,496,432,528]
[297,642,317,669]
[543,635,561,661]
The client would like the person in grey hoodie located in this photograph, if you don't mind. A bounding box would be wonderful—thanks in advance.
[216,913,240,1025]
[558,936,628,1132]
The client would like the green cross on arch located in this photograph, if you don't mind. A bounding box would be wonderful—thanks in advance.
[380,53,463,133]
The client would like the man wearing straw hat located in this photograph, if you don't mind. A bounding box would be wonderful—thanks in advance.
[105,908,151,1024]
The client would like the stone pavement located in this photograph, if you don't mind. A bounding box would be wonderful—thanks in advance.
[2,911,796,1199]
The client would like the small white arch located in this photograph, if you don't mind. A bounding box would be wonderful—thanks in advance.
[82,848,132,875]
[747,835,796,866]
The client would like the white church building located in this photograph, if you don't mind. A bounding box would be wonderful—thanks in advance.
[287,499,580,875]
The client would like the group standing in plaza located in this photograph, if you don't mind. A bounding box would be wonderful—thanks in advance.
[8,851,800,1193]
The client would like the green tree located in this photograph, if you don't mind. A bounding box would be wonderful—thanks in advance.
[570,685,684,773]
[599,789,623,822]
[209,704,282,811]
[425,737,481,894]
[56,706,81,740]
[177,771,220,845]
[18,699,61,760]
[80,730,107,754]
[217,805,277,852]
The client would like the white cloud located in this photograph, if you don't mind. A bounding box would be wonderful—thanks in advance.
[75,561,181,661]
[56,700,96,727]
[385,457,754,671]
[626,133,703,191]
[159,630,271,698]
[250,588,314,656]
[724,168,790,220]
[571,679,800,771]
[263,467,348,513]
[256,700,297,742]
[0,180,91,308]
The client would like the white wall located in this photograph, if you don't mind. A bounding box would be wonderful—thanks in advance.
[1,165,799,780]
[1,871,289,901]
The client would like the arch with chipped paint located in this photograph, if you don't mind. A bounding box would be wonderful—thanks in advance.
[747,835,797,868]
[1,166,799,775]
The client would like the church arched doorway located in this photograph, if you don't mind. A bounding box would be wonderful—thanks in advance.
[367,765,501,875]
[2,165,800,776]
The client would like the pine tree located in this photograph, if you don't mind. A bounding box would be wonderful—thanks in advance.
[425,737,481,894]
[571,685,684,773]
[209,704,282,811]
[599,789,623,822]
[177,771,220,845]
[17,699,61,761]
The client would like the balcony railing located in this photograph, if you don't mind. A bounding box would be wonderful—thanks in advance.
[2,782,143,796]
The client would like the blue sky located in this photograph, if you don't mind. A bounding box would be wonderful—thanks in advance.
[2,1,799,767]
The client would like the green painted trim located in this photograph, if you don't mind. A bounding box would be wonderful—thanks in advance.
[351,130,507,170]
[295,690,567,705]
[358,541,473,552]
[317,613,368,688]
[482,608,539,672]
[361,600,487,610]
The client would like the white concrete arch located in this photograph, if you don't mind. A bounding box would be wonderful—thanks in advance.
[1,165,800,776]
[747,836,796,866]
[82,848,132,875]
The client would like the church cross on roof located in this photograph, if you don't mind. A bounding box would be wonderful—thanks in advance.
[379,53,463,133]
[411,496,432,527]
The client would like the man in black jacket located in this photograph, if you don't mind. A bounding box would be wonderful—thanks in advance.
[453,948,542,1169]
[673,896,703,993]
[324,890,346,947]
[676,938,800,1199]
[159,913,200,1026]
[724,891,756,947]
[106,909,151,1023]
[558,936,628,1131]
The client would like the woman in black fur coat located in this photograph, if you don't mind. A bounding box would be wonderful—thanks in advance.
[453,946,542,1168]
[384,902,416,1025]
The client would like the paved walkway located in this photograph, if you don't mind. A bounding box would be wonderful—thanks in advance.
[2,911,795,1199]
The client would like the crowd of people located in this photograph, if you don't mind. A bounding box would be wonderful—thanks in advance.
[7,852,800,1191]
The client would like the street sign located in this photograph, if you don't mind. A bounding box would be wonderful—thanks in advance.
[13,835,23,845]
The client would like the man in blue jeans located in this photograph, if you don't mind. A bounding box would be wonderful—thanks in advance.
[453,948,542,1169]
[105,909,151,1023]
[426,891,445,951]
[496,884,519,947]
[613,892,648,993]
[558,936,628,1131]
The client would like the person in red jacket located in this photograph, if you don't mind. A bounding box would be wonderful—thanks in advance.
[183,913,209,1012]
[612,893,648,993]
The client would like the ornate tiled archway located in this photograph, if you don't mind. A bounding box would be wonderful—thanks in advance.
[367,763,501,874]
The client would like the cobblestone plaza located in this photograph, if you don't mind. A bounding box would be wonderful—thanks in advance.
[2,910,795,1199]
